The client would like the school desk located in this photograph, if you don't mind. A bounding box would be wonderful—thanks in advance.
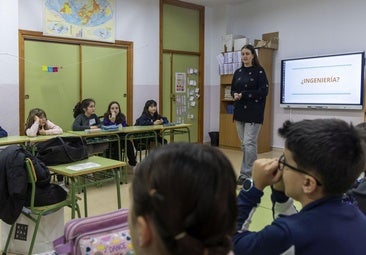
[47,156,125,218]
[159,123,192,143]
[0,135,29,147]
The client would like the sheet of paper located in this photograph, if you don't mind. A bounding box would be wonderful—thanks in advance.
[66,162,101,171]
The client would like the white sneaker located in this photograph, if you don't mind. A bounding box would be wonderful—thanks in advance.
[132,163,140,173]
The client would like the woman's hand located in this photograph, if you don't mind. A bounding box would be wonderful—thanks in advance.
[233,92,242,101]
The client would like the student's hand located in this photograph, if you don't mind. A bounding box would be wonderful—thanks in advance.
[38,126,46,135]
[252,158,283,191]
[109,112,116,122]
[154,119,163,125]
[34,115,40,122]
[90,126,99,129]
[272,178,285,192]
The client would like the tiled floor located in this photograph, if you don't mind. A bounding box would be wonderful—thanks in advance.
[0,146,285,253]
[61,147,285,227]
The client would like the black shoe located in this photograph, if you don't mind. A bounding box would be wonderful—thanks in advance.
[129,161,137,167]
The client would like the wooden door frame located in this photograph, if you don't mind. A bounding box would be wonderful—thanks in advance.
[18,29,133,133]
[159,0,205,143]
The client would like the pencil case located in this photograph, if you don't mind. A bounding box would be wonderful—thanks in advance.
[53,209,134,255]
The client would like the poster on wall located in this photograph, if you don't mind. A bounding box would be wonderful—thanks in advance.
[175,72,186,93]
[43,0,115,43]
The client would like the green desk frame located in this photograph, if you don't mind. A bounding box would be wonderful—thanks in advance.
[47,156,125,218]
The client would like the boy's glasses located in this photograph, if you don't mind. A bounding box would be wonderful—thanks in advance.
[278,154,322,186]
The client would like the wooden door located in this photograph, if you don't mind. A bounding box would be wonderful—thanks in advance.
[81,46,128,118]
[160,0,204,143]
[24,41,80,132]
[162,53,199,142]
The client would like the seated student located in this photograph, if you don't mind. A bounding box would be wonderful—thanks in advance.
[72,98,107,155]
[25,108,62,137]
[135,99,168,145]
[129,142,237,255]
[25,108,64,186]
[0,126,8,138]
[102,101,137,166]
[72,98,101,131]
[233,119,366,255]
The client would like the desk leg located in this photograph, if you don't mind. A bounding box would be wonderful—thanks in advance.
[116,135,124,184]
[123,137,129,184]
[186,127,191,142]
[114,168,122,209]
[70,178,77,219]
[82,176,88,217]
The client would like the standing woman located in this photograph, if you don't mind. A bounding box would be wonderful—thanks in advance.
[231,44,269,183]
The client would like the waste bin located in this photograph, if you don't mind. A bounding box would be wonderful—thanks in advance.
[208,131,219,146]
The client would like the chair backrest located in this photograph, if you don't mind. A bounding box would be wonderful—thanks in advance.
[25,158,37,209]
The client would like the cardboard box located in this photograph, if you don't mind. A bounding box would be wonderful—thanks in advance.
[254,32,279,49]
[234,37,249,51]
[263,32,278,49]
[221,34,244,52]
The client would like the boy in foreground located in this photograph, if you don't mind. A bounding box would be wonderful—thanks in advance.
[233,119,366,255]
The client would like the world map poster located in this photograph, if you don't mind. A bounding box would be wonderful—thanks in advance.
[43,0,115,42]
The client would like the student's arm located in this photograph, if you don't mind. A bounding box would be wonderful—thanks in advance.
[26,121,40,137]
[233,188,294,255]
[103,116,114,126]
[72,114,89,131]
[0,126,8,138]
[44,120,63,135]
[94,114,102,128]
[233,158,295,254]
[121,115,128,127]
[161,116,169,124]
[135,115,153,126]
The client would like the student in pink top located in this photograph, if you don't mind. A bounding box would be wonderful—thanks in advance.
[25,108,63,137]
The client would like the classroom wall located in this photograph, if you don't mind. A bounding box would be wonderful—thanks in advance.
[0,0,19,135]
[205,0,366,148]
[17,0,160,128]
[2,0,365,147]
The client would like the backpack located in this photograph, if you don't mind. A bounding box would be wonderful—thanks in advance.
[21,147,51,187]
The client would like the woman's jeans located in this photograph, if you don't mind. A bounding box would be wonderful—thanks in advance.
[235,121,261,177]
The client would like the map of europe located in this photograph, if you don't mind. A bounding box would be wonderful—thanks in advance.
[44,0,115,42]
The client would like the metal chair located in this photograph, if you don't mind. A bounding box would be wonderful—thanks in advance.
[3,158,81,255]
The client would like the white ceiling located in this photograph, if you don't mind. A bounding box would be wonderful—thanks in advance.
[181,0,249,7]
